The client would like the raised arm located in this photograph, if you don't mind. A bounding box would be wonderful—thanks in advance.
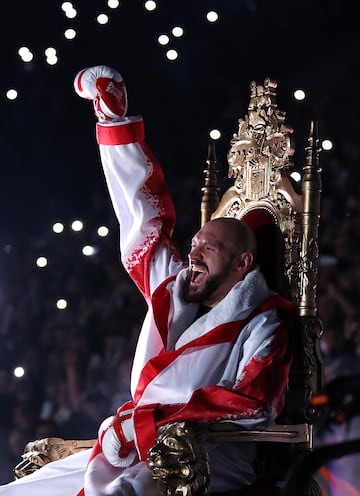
[74,66,184,300]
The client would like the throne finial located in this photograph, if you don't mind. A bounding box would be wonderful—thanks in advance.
[201,141,219,226]
[299,120,322,317]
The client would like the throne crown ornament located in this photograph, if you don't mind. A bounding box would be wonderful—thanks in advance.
[228,77,295,203]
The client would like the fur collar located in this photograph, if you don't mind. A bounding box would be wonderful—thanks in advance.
[167,266,274,350]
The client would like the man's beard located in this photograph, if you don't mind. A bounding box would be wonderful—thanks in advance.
[182,271,223,304]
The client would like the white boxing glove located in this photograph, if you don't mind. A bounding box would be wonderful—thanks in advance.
[98,401,137,467]
[74,65,128,122]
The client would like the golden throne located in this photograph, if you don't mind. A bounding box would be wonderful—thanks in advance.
[147,78,324,495]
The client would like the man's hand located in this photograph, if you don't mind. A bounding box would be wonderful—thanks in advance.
[98,401,137,467]
[74,65,127,122]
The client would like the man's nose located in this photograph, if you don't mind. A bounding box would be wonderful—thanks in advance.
[189,245,202,260]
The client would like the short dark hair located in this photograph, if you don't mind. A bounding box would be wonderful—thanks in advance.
[209,217,257,260]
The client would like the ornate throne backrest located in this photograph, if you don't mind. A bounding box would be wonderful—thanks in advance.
[201,77,323,425]
[146,79,325,496]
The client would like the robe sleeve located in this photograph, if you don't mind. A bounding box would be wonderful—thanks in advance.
[96,117,184,300]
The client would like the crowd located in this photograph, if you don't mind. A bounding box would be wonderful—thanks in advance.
[0,198,147,483]
[0,135,359,488]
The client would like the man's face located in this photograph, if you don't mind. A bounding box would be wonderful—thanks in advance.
[182,221,244,307]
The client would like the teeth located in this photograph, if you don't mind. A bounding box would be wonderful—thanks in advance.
[191,264,206,273]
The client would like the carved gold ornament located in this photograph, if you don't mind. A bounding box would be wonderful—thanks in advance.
[147,422,209,496]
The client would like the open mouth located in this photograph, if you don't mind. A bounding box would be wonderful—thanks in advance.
[189,264,207,286]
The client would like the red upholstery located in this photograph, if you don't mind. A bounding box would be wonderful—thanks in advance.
[241,208,276,231]
[241,209,284,294]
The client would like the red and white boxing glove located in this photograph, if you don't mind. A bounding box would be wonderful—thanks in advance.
[98,401,137,467]
[74,65,128,122]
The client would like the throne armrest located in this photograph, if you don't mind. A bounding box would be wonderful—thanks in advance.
[14,438,96,480]
[204,422,311,445]
[147,421,313,496]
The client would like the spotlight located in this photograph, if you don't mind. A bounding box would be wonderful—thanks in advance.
[6,89,18,101]
[97,226,109,237]
[97,14,109,24]
[209,129,221,140]
[65,7,77,18]
[71,220,84,232]
[290,171,302,183]
[82,245,98,256]
[53,222,64,233]
[294,89,306,101]
[47,55,58,66]
[158,34,170,46]
[18,47,34,62]
[64,29,77,40]
[45,47,56,57]
[61,2,73,12]
[56,298,68,310]
[206,11,219,22]
[172,26,184,37]
[14,367,25,378]
[322,139,333,151]
[144,1,157,11]
[166,49,178,61]
[36,256,48,268]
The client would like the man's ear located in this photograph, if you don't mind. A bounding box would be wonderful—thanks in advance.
[234,252,254,273]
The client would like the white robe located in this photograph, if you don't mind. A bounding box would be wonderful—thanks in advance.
[0,117,294,495]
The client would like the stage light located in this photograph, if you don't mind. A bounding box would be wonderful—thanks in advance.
[6,89,18,101]
[45,49,58,65]
[82,245,98,256]
[53,222,64,233]
[97,13,109,25]
[97,226,109,237]
[36,256,48,268]
[22,53,33,62]
[56,298,68,310]
[45,47,56,57]
[290,171,302,182]
[18,47,29,56]
[172,26,184,38]
[166,49,178,61]
[14,367,25,378]
[18,47,33,62]
[294,89,306,101]
[71,220,84,232]
[108,0,120,7]
[46,55,58,66]
[65,7,77,19]
[61,2,73,12]
[64,28,77,40]
[158,34,169,45]
[144,1,157,11]
[209,129,221,140]
[206,11,219,22]
[322,139,333,151]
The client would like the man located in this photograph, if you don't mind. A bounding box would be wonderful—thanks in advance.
[0,66,294,495]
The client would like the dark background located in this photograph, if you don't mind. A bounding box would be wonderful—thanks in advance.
[1,1,360,486]
[1,0,359,241]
